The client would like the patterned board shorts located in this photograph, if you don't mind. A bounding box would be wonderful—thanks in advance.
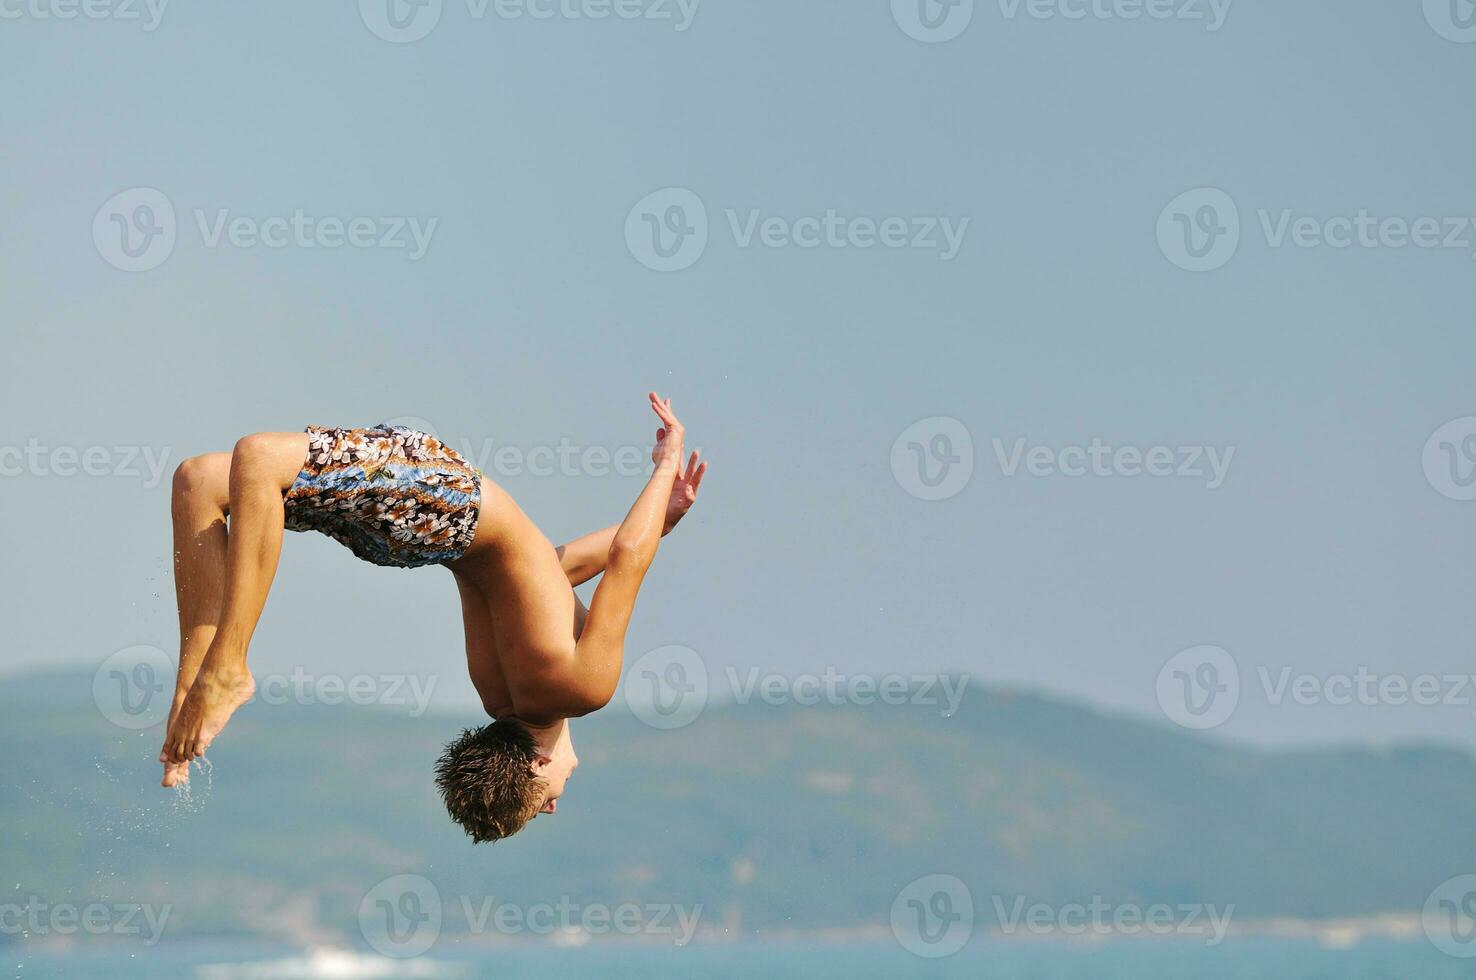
[283,423,483,569]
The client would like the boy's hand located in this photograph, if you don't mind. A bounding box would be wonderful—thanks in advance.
[663,450,708,535]
[649,393,686,468]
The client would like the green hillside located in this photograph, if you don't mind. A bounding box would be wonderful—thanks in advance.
[3,669,1474,945]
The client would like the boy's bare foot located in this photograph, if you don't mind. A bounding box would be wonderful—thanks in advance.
[161,759,190,787]
[160,668,256,766]
[161,695,193,786]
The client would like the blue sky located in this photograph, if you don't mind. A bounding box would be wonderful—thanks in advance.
[3,0,1474,747]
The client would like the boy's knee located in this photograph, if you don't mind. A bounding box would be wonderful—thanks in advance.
[172,453,229,514]
[172,455,213,498]
[230,433,288,484]
[231,433,274,465]
[225,432,308,494]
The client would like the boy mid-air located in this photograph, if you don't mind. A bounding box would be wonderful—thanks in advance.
[160,393,705,842]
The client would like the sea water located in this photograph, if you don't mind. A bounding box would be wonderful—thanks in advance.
[7,938,1468,980]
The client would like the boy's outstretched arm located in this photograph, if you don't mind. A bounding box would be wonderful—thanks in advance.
[554,446,706,586]
[524,394,702,719]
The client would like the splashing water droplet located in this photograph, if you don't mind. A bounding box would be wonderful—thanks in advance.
[171,757,214,813]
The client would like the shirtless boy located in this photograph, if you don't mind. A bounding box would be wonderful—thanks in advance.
[160,393,704,842]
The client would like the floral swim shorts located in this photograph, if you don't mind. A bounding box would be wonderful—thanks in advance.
[283,423,483,569]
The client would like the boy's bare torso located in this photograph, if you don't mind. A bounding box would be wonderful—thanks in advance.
[449,476,578,721]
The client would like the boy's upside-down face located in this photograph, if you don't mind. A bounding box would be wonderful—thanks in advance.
[434,716,578,841]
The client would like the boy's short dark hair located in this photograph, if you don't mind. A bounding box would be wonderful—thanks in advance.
[435,718,546,843]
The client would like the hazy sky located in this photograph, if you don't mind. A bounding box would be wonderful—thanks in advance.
[3,0,1474,748]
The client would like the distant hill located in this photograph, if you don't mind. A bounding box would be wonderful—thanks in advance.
[4,669,1474,945]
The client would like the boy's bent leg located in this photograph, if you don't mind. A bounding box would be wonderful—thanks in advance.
[163,451,231,786]
[162,432,308,764]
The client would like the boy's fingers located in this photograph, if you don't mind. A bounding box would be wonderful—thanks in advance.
[649,395,679,426]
